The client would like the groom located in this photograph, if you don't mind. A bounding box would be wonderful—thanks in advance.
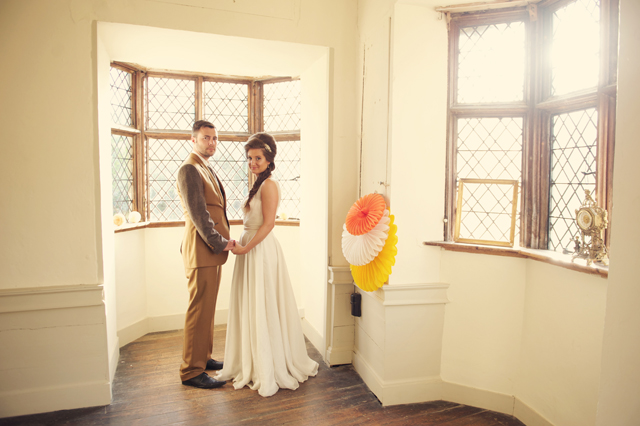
[176,120,234,389]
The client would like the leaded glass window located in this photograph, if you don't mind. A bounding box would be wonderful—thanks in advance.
[455,118,522,243]
[457,118,523,181]
[213,141,249,220]
[147,77,195,131]
[110,67,133,127]
[111,134,134,216]
[110,63,302,224]
[147,138,192,221]
[204,81,249,133]
[446,0,617,252]
[272,139,301,219]
[548,108,598,251]
[457,21,525,103]
[263,80,301,132]
[551,0,600,96]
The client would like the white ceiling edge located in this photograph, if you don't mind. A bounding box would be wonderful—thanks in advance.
[97,21,328,78]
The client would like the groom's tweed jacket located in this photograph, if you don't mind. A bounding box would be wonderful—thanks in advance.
[176,153,230,271]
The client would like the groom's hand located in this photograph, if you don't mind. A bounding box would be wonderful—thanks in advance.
[231,243,248,255]
[223,239,236,251]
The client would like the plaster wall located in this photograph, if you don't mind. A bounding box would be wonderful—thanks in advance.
[352,1,452,406]
[0,0,357,416]
[516,261,607,426]
[97,32,120,381]
[0,0,356,306]
[114,230,147,332]
[114,224,302,345]
[356,0,394,198]
[299,54,331,351]
[353,2,623,426]
[596,0,640,424]
[440,251,526,396]
[388,3,448,285]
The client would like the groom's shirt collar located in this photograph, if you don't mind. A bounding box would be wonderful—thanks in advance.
[193,151,210,166]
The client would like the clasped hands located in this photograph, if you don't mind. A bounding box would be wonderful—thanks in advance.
[223,239,249,255]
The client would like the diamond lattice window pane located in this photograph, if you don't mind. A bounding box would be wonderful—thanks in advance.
[110,67,133,127]
[148,138,193,221]
[111,134,134,216]
[147,77,195,131]
[211,140,249,220]
[272,139,301,219]
[551,0,600,96]
[204,81,249,132]
[457,117,523,180]
[457,181,518,245]
[456,117,523,243]
[548,108,598,252]
[457,21,525,103]
[263,80,301,132]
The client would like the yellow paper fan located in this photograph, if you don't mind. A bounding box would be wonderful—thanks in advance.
[351,214,398,292]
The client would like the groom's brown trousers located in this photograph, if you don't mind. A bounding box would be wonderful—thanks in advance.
[180,266,222,381]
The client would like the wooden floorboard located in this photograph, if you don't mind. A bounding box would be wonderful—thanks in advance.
[0,328,525,426]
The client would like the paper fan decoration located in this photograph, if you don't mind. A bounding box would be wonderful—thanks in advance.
[342,194,398,291]
[350,215,397,291]
[342,210,390,265]
[345,193,386,235]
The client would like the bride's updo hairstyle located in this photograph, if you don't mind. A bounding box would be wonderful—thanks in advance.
[244,132,277,209]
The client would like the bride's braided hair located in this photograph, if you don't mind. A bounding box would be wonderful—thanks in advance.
[244,132,277,210]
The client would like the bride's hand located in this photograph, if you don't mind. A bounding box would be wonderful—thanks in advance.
[231,243,249,255]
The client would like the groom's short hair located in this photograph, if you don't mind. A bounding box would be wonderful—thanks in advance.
[192,120,216,137]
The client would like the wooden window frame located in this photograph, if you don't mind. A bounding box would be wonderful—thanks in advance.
[109,62,301,223]
[444,0,618,251]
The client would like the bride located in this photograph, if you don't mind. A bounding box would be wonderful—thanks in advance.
[215,132,319,397]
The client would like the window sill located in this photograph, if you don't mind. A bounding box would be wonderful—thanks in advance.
[114,219,300,233]
[423,241,608,278]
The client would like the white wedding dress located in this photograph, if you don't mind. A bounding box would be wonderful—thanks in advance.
[215,178,319,397]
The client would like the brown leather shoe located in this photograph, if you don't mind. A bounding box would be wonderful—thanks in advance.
[206,359,224,370]
[181,372,225,389]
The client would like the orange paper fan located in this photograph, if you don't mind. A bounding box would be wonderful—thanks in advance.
[345,193,386,236]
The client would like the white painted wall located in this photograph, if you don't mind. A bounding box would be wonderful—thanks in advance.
[97,35,120,381]
[98,17,334,354]
[440,251,526,396]
[0,286,111,417]
[388,3,448,285]
[0,0,102,290]
[517,262,607,426]
[357,0,393,198]
[3,0,638,421]
[114,224,302,346]
[114,230,147,332]
[299,53,331,351]
[0,0,356,417]
[352,1,631,426]
[596,0,640,424]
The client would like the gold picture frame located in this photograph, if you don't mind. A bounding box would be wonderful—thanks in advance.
[454,178,519,247]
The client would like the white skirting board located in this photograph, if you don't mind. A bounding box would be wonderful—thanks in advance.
[0,381,111,418]
[353,350,443,406]
[351,357,555,426]
[353,352,554,426]
[441,381,515,415]
[118,308,307,348]
[514,398,556,426]
[109,337,120,383]
[0,284,112,418]
[301,316,323,356]
[441,382,556,426]
[325,266,355,366]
